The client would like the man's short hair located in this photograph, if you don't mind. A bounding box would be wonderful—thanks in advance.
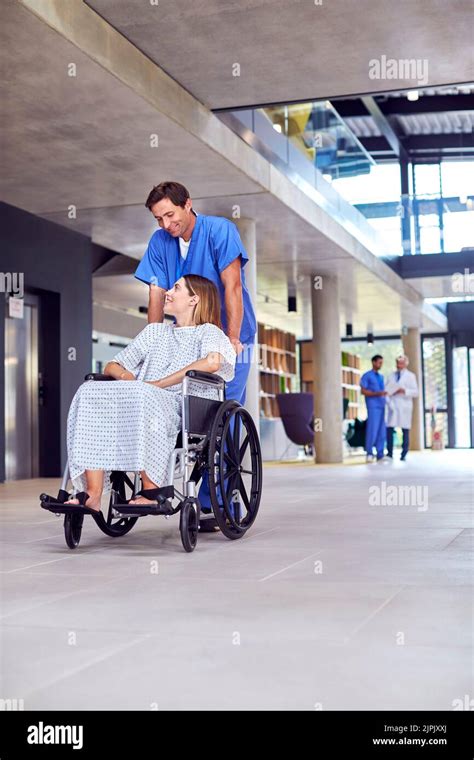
[145,181,190,210]
[372,354,383,362]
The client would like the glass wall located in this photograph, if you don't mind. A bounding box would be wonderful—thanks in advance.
[422,337,449,447]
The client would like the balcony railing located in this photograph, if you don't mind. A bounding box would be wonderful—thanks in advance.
[218,101,474,257]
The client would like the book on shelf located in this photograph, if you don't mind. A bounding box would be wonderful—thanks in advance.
[258,322,297,418]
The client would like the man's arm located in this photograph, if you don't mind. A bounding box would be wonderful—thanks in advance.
[404,371,419,398]
[361,385,387,397]
[147,284,166,324]
[220,257,244,353]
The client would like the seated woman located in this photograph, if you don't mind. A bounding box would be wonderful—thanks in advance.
[65,274,236,512]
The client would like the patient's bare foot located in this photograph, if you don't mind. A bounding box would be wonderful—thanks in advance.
[64,492,102,512]
[129,474,159,505]
[128,494,156,505]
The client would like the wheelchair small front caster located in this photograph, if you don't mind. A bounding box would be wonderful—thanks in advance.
[179,499,199,553]
[64,512,84,550]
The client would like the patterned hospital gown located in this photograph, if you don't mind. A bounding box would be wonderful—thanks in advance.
[67,323,236,494]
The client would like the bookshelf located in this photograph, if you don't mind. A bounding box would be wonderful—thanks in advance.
[299,342,361,420]
[258,322,297,418]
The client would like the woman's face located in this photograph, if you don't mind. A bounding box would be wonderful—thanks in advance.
[164,278,198,318]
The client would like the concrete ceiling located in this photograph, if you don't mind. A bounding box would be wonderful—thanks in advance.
[406,275,474,300]
[0,0,262,215]
[1,0,447,341]
[85,0,474,109]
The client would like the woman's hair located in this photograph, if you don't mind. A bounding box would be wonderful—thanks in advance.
[183,275,222,329]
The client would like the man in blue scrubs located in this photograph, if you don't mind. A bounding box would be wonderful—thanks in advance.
[360,354,387,462]
[134,181,257,518]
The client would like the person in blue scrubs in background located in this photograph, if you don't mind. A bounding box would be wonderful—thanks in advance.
[360,354,387,462]
[134,181,257,523]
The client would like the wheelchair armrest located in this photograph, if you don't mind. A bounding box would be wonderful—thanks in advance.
[84,373,117,381]
[185,370,224,386]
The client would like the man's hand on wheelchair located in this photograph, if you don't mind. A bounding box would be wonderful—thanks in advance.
[229,337,244,355]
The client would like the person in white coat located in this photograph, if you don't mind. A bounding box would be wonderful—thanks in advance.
[385,355,419,461]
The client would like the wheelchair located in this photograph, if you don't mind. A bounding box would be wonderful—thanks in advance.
[40,370,263,552]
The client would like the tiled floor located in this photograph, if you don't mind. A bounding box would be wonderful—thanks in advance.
[0,450,472,710]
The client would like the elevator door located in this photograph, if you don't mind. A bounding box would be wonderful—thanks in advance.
[4,295,39,479]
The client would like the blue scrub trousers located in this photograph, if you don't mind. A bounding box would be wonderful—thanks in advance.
[365,407,386,459]
[199,338,255,511]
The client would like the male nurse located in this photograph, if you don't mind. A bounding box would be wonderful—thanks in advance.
[134,181,257,520]
[360,354,387,462]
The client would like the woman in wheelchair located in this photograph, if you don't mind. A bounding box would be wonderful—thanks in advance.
[64,275,236,513]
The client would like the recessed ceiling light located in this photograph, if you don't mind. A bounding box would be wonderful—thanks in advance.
[407,90,419,101]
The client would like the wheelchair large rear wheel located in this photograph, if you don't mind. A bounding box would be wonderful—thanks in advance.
[208,400,262,540]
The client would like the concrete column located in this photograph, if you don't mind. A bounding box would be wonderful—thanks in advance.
[234,217,259,428]
[402,327,423,450]
[311,274,343,463]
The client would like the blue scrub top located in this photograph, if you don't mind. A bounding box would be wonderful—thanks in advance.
[361,369,386,409]
[135,214,257,343]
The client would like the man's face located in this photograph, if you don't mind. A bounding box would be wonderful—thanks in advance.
[396,357,406,371]
[150,197,192,237]
[373,357,383,371]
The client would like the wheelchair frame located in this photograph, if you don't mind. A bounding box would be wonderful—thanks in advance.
[40,369,262,552]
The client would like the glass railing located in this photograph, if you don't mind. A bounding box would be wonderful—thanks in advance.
[221,102,391,256]
[220,102,474,257]
[264,100,375,179]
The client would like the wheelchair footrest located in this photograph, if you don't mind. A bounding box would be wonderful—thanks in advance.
[40,491,73,513]
[41,503,97,516]
[113,485,175,516]
[112,501,174,517]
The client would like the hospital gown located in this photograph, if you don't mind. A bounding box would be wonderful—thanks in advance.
[67,322,236,494]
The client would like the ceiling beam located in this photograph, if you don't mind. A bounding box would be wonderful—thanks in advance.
[402,134,474,150]
[361,96,410,162]
[375,94,474,115]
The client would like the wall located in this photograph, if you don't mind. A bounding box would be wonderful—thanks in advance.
[0,202,93,481]
[447,301,474,348]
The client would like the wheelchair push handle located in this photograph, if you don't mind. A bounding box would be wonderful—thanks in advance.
[84,373,117,382]
[84,370,224,388]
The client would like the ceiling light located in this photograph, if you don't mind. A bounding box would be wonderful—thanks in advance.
[273,123,282,133]
[288,295,297,313]
[407,90,419,101]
